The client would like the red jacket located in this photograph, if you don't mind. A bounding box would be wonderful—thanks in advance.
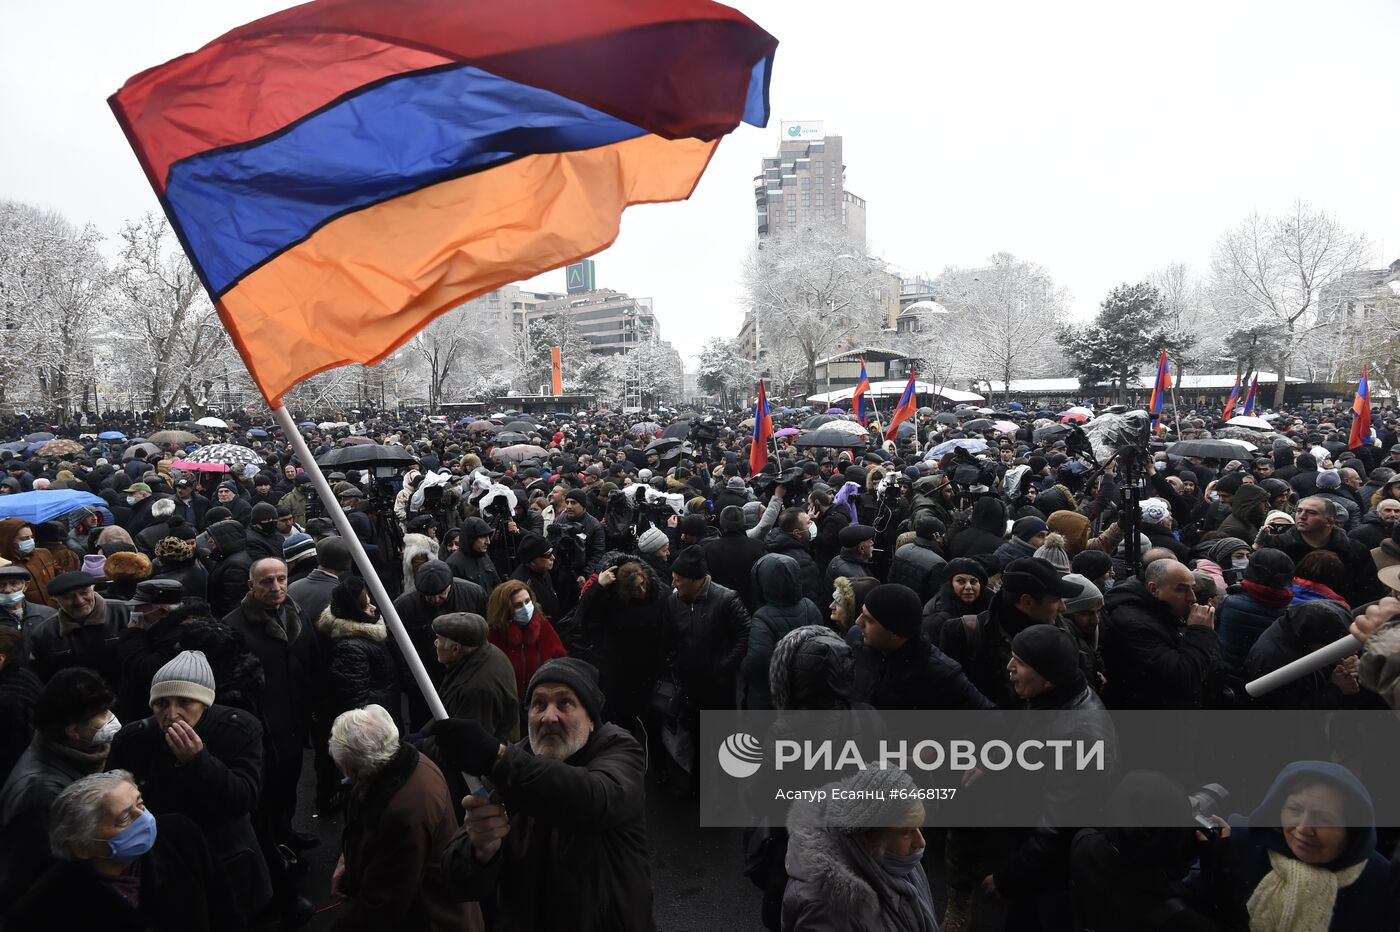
[488,614,568,698]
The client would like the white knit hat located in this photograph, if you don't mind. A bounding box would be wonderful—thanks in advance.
[149,650,215,708]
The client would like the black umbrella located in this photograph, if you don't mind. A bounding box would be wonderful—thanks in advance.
[645,436,683,454]
[802,414,841,429]
[314,444,417,468]
[934,412,958,426]
[961,418,994,433]
[495,431,529,445]
[1033,424,1071,443]
[503,420,535,433]
[1320,441,1348,455]
[795,428,869,448]
[1167,439,1252,460]
[661,421,690,439]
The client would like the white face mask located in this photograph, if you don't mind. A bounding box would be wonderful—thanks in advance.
[94,713,122,745]
[512,602,535,626]
[805,522,817,541]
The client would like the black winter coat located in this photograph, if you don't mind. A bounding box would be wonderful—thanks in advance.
[0,662,41,784]
[946,497,1008,559]
[702,531,768,611]
[447,548,503,593]
[221,595,316,767]
[1349,511,1391,551]
[824,548,874,591]
[316,608,401,719]
[811,506,850,575]
[8,813,241,932]
[151,556,208,602]
[1270,525,1382,606]
[205,521,254,619]
[939,591,1042,709]
[107,705,271,915]
[1101,578,1221,710]
[887,540,948,604]
[114,612,186,722]
[742,554,825,710]
[764,529,825,604]
[28,596,130,685]
[847,626,995,711]
[662,579,750,707]
[446,724,655,932]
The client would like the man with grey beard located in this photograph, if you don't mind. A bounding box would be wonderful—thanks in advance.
[429,657,655,931]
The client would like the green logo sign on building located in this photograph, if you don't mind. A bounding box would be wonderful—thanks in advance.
[566,259,596,295]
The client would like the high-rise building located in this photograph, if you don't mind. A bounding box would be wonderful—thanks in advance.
[753,121,865,243]
[523,289,659,356]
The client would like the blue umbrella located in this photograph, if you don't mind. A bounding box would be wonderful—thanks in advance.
[0,490,112,525]
[22,432,54,443]
[24,441,48,455]
[247,428,269,438]
[98,431,127,441]
[925,438,989,458]
[1006,401,1024,411]
[0,442,26,452]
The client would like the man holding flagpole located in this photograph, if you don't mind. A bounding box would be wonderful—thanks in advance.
[885,370,919,443]
[1148,349,1171,435]
[1350,365,1374,450]
[750,379,774,477]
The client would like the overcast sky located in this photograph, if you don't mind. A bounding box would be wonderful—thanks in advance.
[5,0,1400,369]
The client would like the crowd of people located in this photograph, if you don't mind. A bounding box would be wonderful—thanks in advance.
[0,398,1397,930]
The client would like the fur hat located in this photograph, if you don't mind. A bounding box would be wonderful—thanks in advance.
[103,550,152,582]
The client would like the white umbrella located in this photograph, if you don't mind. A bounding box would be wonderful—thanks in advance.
[815,419,871,438]
[195,416,229,429]
[1226,415,1273,430]
[1218,437,1258,453]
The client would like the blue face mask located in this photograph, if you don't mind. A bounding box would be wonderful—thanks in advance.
[1231,558,1249,572]
[16,539,34,556]
[0,589,23,606]
[105,807,156,860]
[1103,578,1115,592]
[126,496,137,506]
[513,602,535,626]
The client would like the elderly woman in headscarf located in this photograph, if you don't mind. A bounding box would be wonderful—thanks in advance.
[1226,761,1394,931]
[782,766,936,932]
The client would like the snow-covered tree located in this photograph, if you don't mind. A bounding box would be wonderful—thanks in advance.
[109,213,241,422]
[937,252,1068,402]
[742,224,889,396]
[1210,201,1370,406]
[0,201,108,418]
[1058,282,1195,404]
[698,337,755,406]
[407,297,517,408]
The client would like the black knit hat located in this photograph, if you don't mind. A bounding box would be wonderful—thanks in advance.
[671,545,708,580]
[1070,549,1113,582]
[1011,624,1084,691]
[1245,548,1294,590]
[861,583,923,639]
[945,557,989,585]
[516,532,552,563]
[528,657,605,726]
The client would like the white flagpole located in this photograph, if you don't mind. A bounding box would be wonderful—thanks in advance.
[271,404,448,721]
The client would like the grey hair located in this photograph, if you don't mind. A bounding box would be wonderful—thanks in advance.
[329,704,400,780]
[50,770,135,861]
[151,498,176,519]
[1298,496,1340,523]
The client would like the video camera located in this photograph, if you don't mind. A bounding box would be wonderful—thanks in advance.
[1187,783,1229,839]
[546,518,587,573]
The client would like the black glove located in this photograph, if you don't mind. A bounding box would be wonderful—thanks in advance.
[423,717,501,775]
